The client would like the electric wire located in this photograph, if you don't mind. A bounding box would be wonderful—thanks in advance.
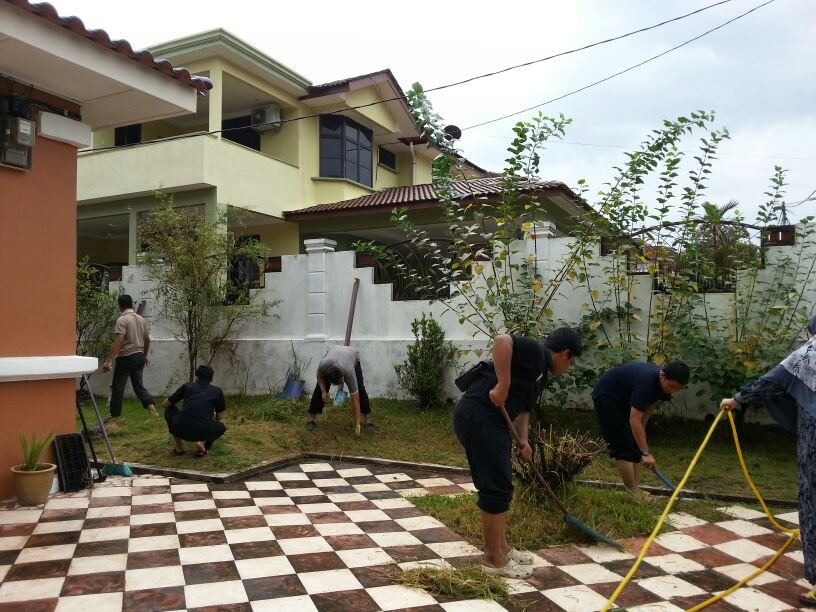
[423,0,736,93]
[463,0,777,131]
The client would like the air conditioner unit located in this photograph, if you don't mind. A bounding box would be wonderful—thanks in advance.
[251,104,281,132]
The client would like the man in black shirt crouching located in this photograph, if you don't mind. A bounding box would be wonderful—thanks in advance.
[163,365,227,457]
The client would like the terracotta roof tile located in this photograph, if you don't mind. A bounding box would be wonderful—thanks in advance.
[5,0,213,94]
[285,177,581,219]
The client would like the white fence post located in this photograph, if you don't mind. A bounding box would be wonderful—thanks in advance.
[525,221,557,280]
[304,238,336,342]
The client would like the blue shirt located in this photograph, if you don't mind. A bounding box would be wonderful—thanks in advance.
[593,362,670,412]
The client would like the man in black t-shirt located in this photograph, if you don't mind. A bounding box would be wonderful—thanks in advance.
[163,365,226,457]
[592,360,690,496]
[453,328,582,579]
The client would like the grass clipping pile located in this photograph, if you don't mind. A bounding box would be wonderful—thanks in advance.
[396,566,510,604]
[513,426,603,490]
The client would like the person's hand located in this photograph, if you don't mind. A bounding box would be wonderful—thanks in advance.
[517,440,533,462]
[102,361,112,373]
[147,406,159,418]
[642,454,656,469]
[322,392,330,404]
[144,358,150,367]
[720,398,738,412]
[354,421,361,437]
[489,383,509,409]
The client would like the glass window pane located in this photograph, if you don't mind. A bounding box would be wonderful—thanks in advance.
[359,165,372,186]
[344,122,357,142]
[320,115,343,136]
[320,138,342,159]
[359,128,372,148]
[359,148,372,170]
[346,159,359,181]
[321,157,342,178]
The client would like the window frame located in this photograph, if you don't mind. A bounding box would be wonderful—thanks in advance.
[319,115,373,187]
[378,146,397,171]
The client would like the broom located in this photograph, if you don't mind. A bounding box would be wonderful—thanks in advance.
[82,374,133,477]
[497,405,622,549]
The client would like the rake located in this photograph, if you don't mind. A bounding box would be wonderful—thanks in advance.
[497,405,622,549]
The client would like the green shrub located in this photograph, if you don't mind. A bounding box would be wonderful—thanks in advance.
[395,314,455,409]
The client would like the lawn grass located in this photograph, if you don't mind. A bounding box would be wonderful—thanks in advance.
[410,484,731,550]
[80,396,798,501]
[543,407,798,501]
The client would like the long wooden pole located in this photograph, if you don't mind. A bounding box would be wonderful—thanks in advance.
[344,278,360,346]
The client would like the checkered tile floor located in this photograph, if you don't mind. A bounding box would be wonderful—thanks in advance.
[0,461,808,611]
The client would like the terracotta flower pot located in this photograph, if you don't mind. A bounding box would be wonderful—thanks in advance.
[11,463,56,506]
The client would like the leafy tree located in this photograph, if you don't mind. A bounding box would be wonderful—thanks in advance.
[76,257,120,359]
[355,83,590,344]
[138,194,276,382]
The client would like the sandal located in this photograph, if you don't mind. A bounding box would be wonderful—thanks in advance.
[508,547,535,565]
[481,558,533,579]
[801,590,816,607]
[306,421,316,431]
[194,449,208,458]
[172,449,185,456]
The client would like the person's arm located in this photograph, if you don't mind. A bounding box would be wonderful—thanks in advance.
[513,412,533,461]
[214,390,226,422]
[351,392,361,436]
[162,398,173,409]
[103,333,125,372]
[143,330,151,366]
[488,334,513,409]
[629,407,655,467]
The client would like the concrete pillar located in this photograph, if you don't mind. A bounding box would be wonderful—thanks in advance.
[208,63,223,140]
[304,238,337,342]
[128,209,139,265]
[525,221,557,281]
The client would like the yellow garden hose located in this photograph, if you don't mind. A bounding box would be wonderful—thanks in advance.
[602,409,800,612]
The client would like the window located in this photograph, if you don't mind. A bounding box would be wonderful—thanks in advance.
[378,146,397,171]
[114,124,141,147]
[222,116,261,151]
[320,115,373,186]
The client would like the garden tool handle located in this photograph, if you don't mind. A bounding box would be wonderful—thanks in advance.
[497,404,570,516]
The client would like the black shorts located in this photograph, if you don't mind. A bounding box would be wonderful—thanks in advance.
[453,399,513,514]
[593,396,642,463]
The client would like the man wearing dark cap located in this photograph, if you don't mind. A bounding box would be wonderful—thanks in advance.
[453,328,582,579]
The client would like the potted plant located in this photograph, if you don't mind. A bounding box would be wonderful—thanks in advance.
[276,341,311,400]
[11,430,56,506]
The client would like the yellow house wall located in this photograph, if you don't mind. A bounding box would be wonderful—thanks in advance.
[231,221,300,256]
[261,119,299,166]
[345,88,396,132]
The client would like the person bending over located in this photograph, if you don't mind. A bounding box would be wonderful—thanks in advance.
[453,328,582,579]
[306,345,371,436]
[592,360,690,497]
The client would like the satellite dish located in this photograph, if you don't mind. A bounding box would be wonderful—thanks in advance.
[444,125,462,141]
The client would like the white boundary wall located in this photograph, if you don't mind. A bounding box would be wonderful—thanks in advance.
[106,225,816,420]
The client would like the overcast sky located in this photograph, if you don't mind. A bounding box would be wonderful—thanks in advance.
[54,0,815,222]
